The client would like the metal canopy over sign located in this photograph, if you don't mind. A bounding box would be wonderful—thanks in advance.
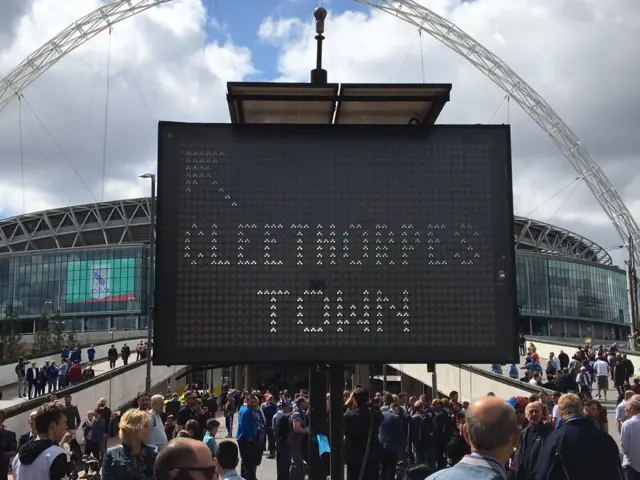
[154,123,517,365]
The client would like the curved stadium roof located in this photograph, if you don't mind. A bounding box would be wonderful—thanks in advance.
[0,198,613,266]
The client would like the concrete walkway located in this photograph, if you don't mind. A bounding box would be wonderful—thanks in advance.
[0,357,130,409]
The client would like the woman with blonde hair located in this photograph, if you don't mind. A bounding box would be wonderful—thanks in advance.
[101,408,156,480]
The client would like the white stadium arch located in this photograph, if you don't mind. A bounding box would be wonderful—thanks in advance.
[1,0,637,262]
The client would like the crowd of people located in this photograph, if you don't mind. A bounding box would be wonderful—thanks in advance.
[0,393,245,480]
[0,379,639,480]
[13,344,100,399]
[11,341,154,401]
[2,346,640,480]
[496,338,638,403]
[107,341,150,368]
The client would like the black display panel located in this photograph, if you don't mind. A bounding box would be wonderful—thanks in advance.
[155,123,517,365]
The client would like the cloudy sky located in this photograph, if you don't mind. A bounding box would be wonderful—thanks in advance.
[0,0,639,265]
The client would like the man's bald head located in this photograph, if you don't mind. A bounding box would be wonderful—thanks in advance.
[155,438,215,480]
[465,397,518,452]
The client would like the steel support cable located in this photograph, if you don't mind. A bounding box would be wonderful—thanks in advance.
[111,31,155,123]
[195,0,215,104]
[0,0,637,263]
[0,0,175,113]
[20,95,97,202]
[355,0,640,265]
[213,0,238,76]
[396,29,420,82]
[18,95,25,214]
[487,94,509,124]
[301,0,320,69]
[324,22,340,83]
[419,30,425,82]
[546,180,582,224]
[101,28,113,202]
[525,176,582,218]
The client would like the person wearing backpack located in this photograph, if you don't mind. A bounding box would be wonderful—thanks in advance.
[272,401,293,480]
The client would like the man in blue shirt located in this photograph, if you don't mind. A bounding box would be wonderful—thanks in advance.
[236,395,260,480]
[261,395,278,459]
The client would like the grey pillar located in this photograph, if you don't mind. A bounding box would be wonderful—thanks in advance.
[234,365,243,390]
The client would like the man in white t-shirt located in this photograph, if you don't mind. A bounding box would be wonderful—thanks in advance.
[617,390,635,433]
[550,392,562,427]
[594,356,611,400]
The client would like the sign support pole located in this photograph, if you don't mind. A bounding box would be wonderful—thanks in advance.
[329,364,345,480]
[308,364,328,480]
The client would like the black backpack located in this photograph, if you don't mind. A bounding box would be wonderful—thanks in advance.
[277,412,292,443]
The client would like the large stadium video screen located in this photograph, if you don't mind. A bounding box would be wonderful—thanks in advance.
[154,123,517,365]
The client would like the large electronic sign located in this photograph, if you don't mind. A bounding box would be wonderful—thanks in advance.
[154,123,517,365]
[65,258,136,304]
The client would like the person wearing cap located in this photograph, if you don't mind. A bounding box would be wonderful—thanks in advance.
[576,366,591,396]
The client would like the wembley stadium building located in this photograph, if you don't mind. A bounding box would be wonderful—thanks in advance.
[0,197,630,341]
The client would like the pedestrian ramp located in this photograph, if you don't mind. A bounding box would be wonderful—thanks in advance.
[391,336,640,402]
[388,363,553,401]
[3,359,188,435]
[524,337,640,365]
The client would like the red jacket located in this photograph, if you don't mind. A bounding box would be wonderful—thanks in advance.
[68,364,83,382]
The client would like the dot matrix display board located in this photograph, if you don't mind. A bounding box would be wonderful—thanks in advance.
[154,123,517,365]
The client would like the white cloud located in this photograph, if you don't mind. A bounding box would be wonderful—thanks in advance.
[0,0,639,267]
[258,0,640,264]
[258,17,306,44]
[0,0,255,214]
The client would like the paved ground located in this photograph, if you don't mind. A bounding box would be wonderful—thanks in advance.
[0,357,128,409]
[217,413,280,480]
[475,351,623,445]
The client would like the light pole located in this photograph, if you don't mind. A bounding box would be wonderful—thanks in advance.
[140,173,156,392]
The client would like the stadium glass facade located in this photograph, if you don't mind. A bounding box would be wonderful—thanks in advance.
[0,245,630,340]
[516,253,629,340]
[0,245,149,333]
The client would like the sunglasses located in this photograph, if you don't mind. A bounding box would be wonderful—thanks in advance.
[176,466,217,480]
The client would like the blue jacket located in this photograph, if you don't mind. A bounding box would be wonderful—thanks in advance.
[102,443,155,480]
[70,350,81,364]
[236,405,257,442]
[261,403,278,427]
[88,347,96,361]
[378,410,406,459]
[91,418,106,439]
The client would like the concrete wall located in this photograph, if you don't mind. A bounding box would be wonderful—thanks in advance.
[4,362,187,437]
[17,329,147,349]
[390,363,547,402]
[0,338,145,386]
